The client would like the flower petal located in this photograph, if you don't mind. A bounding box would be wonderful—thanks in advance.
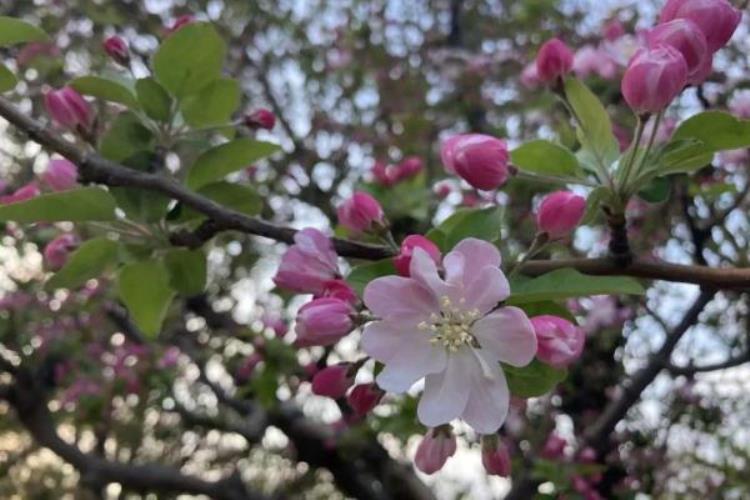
[376,339,447,393]
[448,238,502,286]
[409,247,458,301]
[417,349,473,427]
[461,349,510,434]
[471,306,537,366]
[362,320,423,362]
[363,275,438,321]
[463,266,510,315]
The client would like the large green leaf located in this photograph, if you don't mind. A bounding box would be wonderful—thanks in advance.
[46,237,118,290]
[504,360,567,398]
[654,138,713,175]
[117,260,175,338]
[69,76,138,108]
[509,268,644,304]
[0,64,17,93]
[99,112,154,162]
[186,138,281,189]
[135,77,172,122]
[181,78,240,127]
[673,111,750,152]
[177,181,263,221]
[163,248,206,295]
[0,187,117,222]
[152,23,226,98]
[564,78,619,168]
[510,140,583,178]
[0,17,49,46]
[427,206,503,251]
[347,259,395,296]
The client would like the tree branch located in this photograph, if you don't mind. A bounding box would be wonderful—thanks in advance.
[666,349,750,376]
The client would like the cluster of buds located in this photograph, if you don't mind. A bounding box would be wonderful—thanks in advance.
[371,156,423,186]
[44,86,94,137]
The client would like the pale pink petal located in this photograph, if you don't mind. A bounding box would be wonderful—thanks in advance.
[410,248,459,301]
[362,320,424,362]
[447,238,502,286]
[471,306,537,366]
[442,250,465,285]
[417,349,473,427]
[463,266,510,315]
[376,338,447,393]
[461,349,510,433]
[363,276,438,321]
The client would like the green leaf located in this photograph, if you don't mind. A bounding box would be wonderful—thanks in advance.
[152,22,226,98]
[177,181,263,221]
[163,248,206,295]
[516,301,577,322]
[186,138,281,189]
[427,206,503,251]
[117,260,175,338]
[347,259,396,296]
[69,76,138,108]
[510,140,583,178]
[0,17,49,46]
[581,186,614,225]
[99,112,154,162]
[0,187,116,223]
[564,78,619,168]
[673,111,750,152]
[504,360,567,398]
[509,268,644,304]
[638,176,670,203]
[181,78,240,127]
[135,78,172,122]
[47,237,118,290]
[0,64,17,93]
[653,138,713,175]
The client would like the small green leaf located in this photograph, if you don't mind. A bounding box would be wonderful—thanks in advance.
[178,181,263,221]
[181,78,240,127]
[0,64,17,93]
[135,78,172,122]
[564,78,619,168]
[638,176,670,203]
[0,17,49,46]
[509,268,644,304]
[163,248,206,295]
[347,259,395,296]
[0,187,116,222]
[581,186,614,225]
[504,360,567,398]
[47,237,118,290]
[510,140,583,178]
[117,260,175,338]
[99,112,154,162]
[153,23,226,98]
[517,301,577,322]
[69,76,138,108]
[673,111,750,152]
[654,138,713,175]
[428,206,503,251]
[186,138,280,189]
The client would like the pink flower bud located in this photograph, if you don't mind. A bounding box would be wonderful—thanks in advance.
[396,156,423,180]
[347,383,384,417]
[319,279,358,304]
[520,63,540,89]
[687,52,713,85]
[440,134,509,190]
[244,108,276,130]
[646,19,708,81]
[1,182,40,204]
[274,228,340,294]
[481,438,512,477]
[621,46,688,115]
[371,161,395,186]
[166,14,195,35]
[43,233,78,270]
[311,363,354,399]
[393,234,441,277]
[536,191,586,238]
[103,36,130,66]
[42,159,78,191]
[603,19,626,41]
[541,433,568,459]
[44,87,93,131]
[158,346,181,369]
[261,313,288,338]
[236,353,263,383]
[414,428,456,475]
[535,38,574,83]
[294,297,354,347]
[531,315,585,368]
[659,0,741,52]
[337,191,385,234]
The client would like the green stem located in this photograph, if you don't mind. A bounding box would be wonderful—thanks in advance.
[508,233,549,279]
[627,112,663,196]
[619,116,645,196]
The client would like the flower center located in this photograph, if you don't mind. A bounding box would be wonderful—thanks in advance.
[418,296,481,352]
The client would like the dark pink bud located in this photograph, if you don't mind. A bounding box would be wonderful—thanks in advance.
[393,234,441,277]
[371,161,394,186]
[166,14,195,35]
[621,46,688,115]
[319,279,358,305]
[531,315,585,368]
[603,19,625,41]
[337,191,385,234]
[43,233,78,270]
[1,182,40,204]
[414,428,456,474]
[294,297,354,347]
[311,363,354,399]
[535,38,574,83]
[261,313,288,338]
[44,87,93,131]
[481,437,512,477]
[347,383,384,417]
[235,353,263,383]
[646,19,708,80]
[536,191,586,238]
[659,0,741,52]
[441,134,509,190]
[103,36,130,66]
[244,108,276,130]
[43,159,78,191]
[541,433,568,459]
[395,156,423,181]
